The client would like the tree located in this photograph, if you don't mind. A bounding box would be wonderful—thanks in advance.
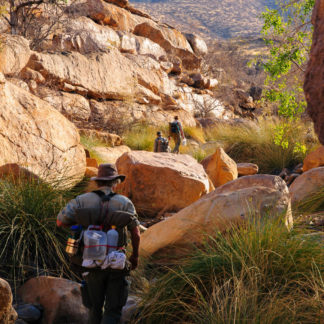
[261,0,315,152]
[0,0,66,49]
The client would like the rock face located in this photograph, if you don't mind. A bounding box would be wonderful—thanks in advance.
[116,151,212,216]
[304,0,324,145]
[303,146,324,172]
[0,35,31,76]
[0,278,17,324]
[290,167,324,206]
[237,163,259,176]
[140,174,292,257]
[18,277,88,324]
[0,81,86,186]
[201,148,238,187]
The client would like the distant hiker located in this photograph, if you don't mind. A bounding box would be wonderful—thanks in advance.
[57,164,140,324]
[154,131,170,152]
[169,116,185,154]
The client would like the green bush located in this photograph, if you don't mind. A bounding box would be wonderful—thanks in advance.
[80,135,107,164]
[0,177,77,287]
[137,219,323,324]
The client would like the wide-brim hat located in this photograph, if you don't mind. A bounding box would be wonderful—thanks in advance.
[90,164,125,182]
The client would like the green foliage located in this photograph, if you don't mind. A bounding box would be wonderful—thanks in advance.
[0,177,77,287]
[261,0,315,152]
[138,218,323,324]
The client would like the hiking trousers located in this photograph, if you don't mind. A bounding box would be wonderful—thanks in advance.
[85,269,128,324]
[172,133,181,154]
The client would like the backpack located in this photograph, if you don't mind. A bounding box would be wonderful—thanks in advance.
[170,121,180,134]
[159,137,169,152]
[68,190,134,269]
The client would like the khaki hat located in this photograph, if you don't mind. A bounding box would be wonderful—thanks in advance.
[90,164,125,182]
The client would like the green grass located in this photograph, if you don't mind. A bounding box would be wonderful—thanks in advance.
[123,123,169,151]
[80,135,107,163]
[204,119,316,174]
[0,176,82,288]
[137,218,323,324]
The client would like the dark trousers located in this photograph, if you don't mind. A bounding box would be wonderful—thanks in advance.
[85,270,128,324]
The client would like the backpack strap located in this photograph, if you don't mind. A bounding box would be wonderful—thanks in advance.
[92,190,117,227]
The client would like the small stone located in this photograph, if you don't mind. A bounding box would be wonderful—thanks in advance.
[15,304,41,322]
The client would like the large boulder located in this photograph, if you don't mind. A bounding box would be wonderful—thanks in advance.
[201,148,238,187]
[303,146,324,172]
[0,35,31,76]
[116,151,212,216]
[36,87,91,124]
[0,278,17,324]
[18,276,88,324]
[51,16,120,54]
[27,49,166,101]
[140,175,292,257]
[86,0,148,32]
[185,33,208,56]
[133,21,201,70]
[0,81,86,186]
[304,0,324,145]
[290,167,324,206]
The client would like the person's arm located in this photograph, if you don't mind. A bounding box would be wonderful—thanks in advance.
[179,122,185,139]
[56,198,78,227]
[129,226,140,270]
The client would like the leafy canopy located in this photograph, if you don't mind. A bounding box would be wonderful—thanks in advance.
[261,0,315,152]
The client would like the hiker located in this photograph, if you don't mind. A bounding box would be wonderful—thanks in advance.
[154,131,170,152]
[169,116,185,154]
[57,164,140,324]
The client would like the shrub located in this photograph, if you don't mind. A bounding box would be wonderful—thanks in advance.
[0,176,78,287]
[137,218,323,324]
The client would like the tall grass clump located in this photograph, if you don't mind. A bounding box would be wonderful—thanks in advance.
[0,177,74,287]
[80,134,107,163]
[138,219,323,324]
[123,123,169,151]
[205,119,316,174]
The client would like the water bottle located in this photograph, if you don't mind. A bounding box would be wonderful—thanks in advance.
[107,226,119,254]
[66,225,82,256]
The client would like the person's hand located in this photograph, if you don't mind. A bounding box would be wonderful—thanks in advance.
[129,254,139,270]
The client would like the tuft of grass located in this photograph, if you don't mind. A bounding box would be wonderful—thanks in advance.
[80,135,107,163]
[294,187,324,215]
[183,126,206,144]
[137,218,323,324]
[204,119,316,174]
[0,176,79,288]
[123,123,169,151]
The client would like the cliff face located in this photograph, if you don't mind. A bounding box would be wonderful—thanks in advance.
[0,0,234,133]
[304,0,324,145]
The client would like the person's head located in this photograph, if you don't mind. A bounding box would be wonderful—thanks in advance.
[157,131,162,137]
[91,164,125,189]
[174,116,179,120]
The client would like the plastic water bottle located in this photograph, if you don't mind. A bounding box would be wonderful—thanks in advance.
[107,226,119,254]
